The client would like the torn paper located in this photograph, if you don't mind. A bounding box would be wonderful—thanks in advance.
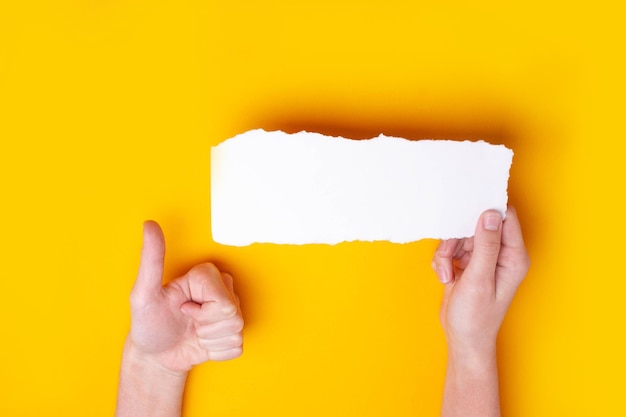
[211,129,513,246]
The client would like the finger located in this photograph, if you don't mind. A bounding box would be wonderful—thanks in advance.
[134,221,165,297]
[195,316,244,339]
[437,238,458,258]
[454,250,473,270]
[187,263,235,305]
[439,282,453,327]
[498,207,530,276]
[221,273,241,307]
[206,347,244,361]
[495,206,530,299]
[432,239,459,284]
[197,333,243,352]
[234,293,241,307]
[447,237,473,270]
[456,237,474,259]
[464,210,503,290]
[181,299,239,325]
[222,272,235,294]
[501,207,528,255]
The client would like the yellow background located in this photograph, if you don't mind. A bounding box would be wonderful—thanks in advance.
[0,1,623,416]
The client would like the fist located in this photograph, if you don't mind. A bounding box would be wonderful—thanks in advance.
[128,221,244,373]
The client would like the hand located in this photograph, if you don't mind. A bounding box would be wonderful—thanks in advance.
[432,207,530,356]
[127,221,244,375]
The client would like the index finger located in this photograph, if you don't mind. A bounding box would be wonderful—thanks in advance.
[187,263,236,306]
[180,264,240,324]
[496,206,531,293]
[501,206,528,253]
[432,238,460,284]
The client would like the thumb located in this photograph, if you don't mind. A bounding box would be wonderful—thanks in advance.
[464,210,503,289]
[134,220,166,296]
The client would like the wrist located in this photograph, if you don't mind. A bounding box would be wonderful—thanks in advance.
[116,338,188,417]
[122,338,189,379]
[448,345,498,382]
[446,340,498,377]
[442,341,501,417]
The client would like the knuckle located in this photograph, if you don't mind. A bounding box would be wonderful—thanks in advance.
[231,346,244,358]
[197,302,238,323]
[219,303,239,319]
[228,316,245,333]
[229,333,244,347]
[209,348,241,362]
[222,272,234,285]
[222,303,237,315]
[189,262,220,279]
[222,347,243,360]
[481,239,501,253]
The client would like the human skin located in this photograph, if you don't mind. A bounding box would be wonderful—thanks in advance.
[115,221,244,417]
[116,208,528,417]
[432,207,530,417]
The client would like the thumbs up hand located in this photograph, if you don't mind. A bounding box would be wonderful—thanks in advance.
[127,221,244,375]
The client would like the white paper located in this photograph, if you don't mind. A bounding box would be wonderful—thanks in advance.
[211,129,513,246]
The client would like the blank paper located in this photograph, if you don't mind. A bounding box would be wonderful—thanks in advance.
[211,129,513,246]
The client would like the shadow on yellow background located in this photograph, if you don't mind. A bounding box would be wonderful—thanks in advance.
[1,1,622,416]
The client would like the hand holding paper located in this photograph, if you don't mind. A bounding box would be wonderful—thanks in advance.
[434,207,530,417]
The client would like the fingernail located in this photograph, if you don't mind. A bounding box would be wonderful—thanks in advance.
[483,213,502,231]
[436,266,449,284]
